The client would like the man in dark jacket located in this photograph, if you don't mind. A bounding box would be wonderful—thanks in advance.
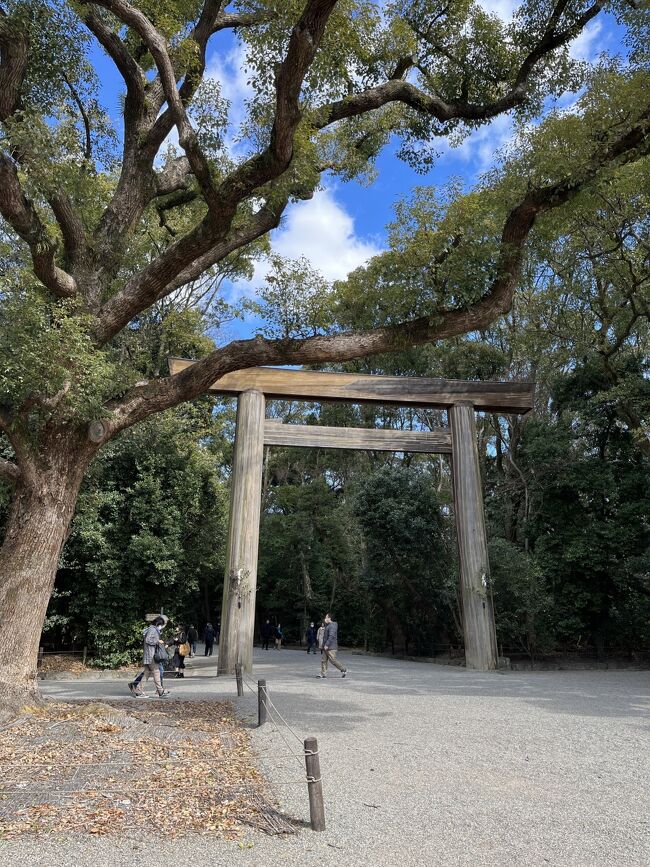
[261,619,273,651]
[187,625,198,657]
[204,622,216,656]
[318,613,348,678]
[306,622,318,653]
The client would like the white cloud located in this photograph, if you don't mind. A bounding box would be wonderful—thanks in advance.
[273,188,382,280]
[568,20,604,61]
[439,113,515,175]
[227,187,382,302]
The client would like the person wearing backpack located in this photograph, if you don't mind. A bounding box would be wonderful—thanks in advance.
[140,616,170,697]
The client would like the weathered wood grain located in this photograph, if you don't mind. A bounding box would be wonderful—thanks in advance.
[218,389,265,676]
[449,402,498,671]
[263,421,452,453]
[168,359,535,414]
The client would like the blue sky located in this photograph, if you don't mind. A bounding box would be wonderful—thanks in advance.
[91,1,625,341]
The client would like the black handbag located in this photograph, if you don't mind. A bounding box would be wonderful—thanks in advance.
[153,643,169,663]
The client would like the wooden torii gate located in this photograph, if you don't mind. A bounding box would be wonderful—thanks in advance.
[170,360,534,673]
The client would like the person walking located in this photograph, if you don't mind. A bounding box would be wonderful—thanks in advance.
[187,624,198,657]
[306,621,318,654]
[274,623,283,650]
[168,626,188,678]
[129,615,168,696]
[318,613,347,678]
[261,619,273,651]
[136,616,170,697]
[204,622,216,656]
[316,621,325,653]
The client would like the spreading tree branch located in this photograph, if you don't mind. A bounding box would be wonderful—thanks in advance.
[81,4,151,272]
[100,105,650,437]
[213,10,279,33]
[0,154,77,298]
[314,2,605,129]
[93,0,220,214]
[62,73,92,161]
[94,0,341,343]
[48,192,88,274]
[154,195,294,299]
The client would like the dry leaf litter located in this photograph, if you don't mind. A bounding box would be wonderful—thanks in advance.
[0,699,295,840]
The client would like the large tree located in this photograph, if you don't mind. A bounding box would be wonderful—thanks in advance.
[0,0,649,702]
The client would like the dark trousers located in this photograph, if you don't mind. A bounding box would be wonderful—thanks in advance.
[205,642,214,656]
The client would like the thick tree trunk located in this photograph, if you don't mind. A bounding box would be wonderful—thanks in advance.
[0,434,93,709]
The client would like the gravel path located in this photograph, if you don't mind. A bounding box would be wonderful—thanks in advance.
[1,648,648,866]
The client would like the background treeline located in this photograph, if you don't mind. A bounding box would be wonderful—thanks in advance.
[1,167,648,667]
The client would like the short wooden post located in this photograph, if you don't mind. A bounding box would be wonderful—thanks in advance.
[449,402,498,671]
[218,389,266,676]
[82,646,87,665]
[304,736,325,831]
[235,662,244,697]
[258,679,268,726]
[37,646,44,669]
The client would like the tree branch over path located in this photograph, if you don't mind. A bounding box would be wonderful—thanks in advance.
[85,0,623,347]
[102,105,650,438]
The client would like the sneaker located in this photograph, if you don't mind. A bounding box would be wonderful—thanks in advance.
[317,674,326,678]
[158,690,171,697]
[342,670,347,678]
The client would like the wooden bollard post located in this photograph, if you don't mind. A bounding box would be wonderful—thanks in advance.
[82,646,87,666]
[235,663,243,697]
[304,736,325,831]
[258,679,268,726]
[37,647,44,669]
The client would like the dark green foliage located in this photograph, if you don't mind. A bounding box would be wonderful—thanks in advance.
[45,404,228,666]
[257,471,362,645]
[522,360,650,658]
[352,466,458,655]
[488,538,553,658]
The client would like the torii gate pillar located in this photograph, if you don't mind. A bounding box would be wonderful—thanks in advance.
[218,389,265,675]
[449,402,498,669]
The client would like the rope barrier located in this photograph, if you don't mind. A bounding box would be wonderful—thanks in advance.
[234,670,326,828]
